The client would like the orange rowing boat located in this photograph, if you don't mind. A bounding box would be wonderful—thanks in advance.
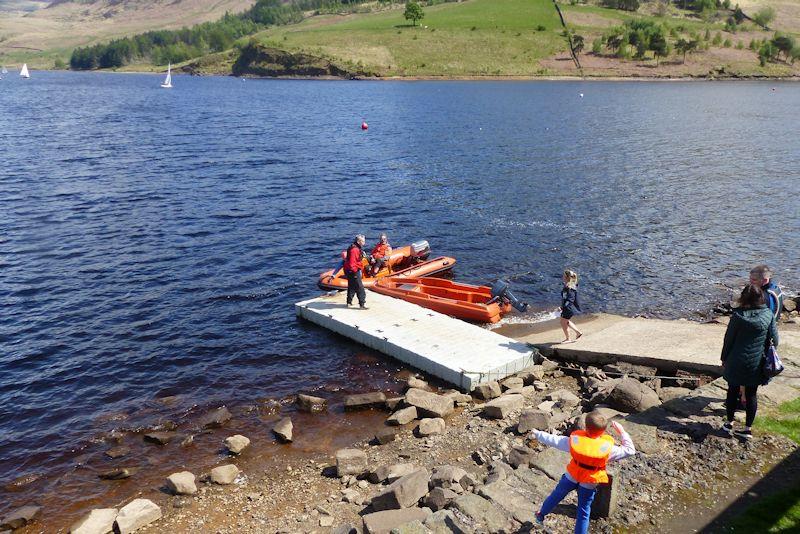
[371,277,513,323]
[318,240,456,290]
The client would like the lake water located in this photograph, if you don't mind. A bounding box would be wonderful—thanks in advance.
[1,71,798,526]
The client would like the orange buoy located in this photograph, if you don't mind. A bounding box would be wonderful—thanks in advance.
[361,121,368,130]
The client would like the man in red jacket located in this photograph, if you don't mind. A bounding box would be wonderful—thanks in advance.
[344,234,367,309]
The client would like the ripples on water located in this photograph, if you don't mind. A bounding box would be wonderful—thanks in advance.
[1,73,798,523]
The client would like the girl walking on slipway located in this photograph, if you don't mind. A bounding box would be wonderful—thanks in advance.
[560,269,583,343]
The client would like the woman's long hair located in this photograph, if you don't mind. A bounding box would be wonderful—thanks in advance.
[563,269,579,289]
[739,283,765,309]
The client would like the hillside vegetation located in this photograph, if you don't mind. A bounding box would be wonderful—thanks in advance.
[6,0,800,77]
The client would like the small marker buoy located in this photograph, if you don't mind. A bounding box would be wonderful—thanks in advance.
[579,93,584,98]
[361,121,368,130]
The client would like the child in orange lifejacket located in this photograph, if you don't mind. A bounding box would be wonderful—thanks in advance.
[528,411,635,534]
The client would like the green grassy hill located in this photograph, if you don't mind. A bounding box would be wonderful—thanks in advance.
[249,0,567,76]
[215,0,800,78]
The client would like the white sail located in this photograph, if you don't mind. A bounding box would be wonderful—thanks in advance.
[1,66,7,74]
[20,63,30,78]
[160,63,172,88]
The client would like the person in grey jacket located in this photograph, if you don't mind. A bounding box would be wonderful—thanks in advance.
[721,284,779,439]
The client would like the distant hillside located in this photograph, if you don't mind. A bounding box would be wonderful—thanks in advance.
[0,0,256,66]
[202,0,800,78]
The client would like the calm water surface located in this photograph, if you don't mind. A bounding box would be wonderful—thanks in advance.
[1,72,798,525]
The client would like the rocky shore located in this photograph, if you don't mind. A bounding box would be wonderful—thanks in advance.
[7,335,797,534]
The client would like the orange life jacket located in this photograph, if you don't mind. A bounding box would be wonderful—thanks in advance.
[566,430,614,484]
[371,242,391,259]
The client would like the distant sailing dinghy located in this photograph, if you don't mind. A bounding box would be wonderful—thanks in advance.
[1,66,7,74]
[160,63,172,88]
[20,64,30,78]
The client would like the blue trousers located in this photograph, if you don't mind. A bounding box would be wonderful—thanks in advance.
[539,474,596,534]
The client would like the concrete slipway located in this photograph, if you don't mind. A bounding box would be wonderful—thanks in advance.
[297,292,800,390]
[295,291,536,391]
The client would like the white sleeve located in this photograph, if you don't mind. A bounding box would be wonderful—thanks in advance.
[608,428,636,461]
[529,429,571,453]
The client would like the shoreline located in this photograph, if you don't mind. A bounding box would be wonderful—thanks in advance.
[7,313,799,533]
[38,69,800,82]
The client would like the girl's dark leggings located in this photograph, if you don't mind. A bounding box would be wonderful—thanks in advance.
[726,384,758,427]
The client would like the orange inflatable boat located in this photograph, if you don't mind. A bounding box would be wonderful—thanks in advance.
[371,277,513,323]
[318,240,456,290]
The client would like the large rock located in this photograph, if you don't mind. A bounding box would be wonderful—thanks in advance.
[500,377,524,391]
[0,505,41,530]
[272,417,293,442]
[607,378,661,413]
[98,467,137,480]
[336,448,368,477]
[387,406,418,426]
[430,465,469,489]
[371,468,430,510]
[482,394,524,419]
[591,472,619,518]
[386,397,405,411]
[345,392,387,411]
[362,508,432,534]
[424,487,459,511]
[450,494,509,534]
[478,481,537,524]
[417,418,445,437]
[443,391,473,406]
[784,298,797,312]
[165,471,197,495]
[143,431,177,445]
[507,446,536,469]
[199,406,232,428]
[424,510,467,534]
[69,508,117,534]
[114,499,161,534]
[210,464,239,484]
[296,394,328,412]
[530,447,568,480]
[224,434,251,454]
[620,419,661,454]
[472,381,501,400]
[369,463,420,484]
[375,427,398,445]
[104,446,130,459]
[658,387,692,403]
[546,389,581,407]
[389,520,428,534]
[407,376,429,390]
[405,389,453,418]
[515,366,544,385]
[517,410,551,434]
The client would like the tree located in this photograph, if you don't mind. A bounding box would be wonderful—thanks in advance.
[771,34,796,61]
[675,38,698,63]
[571,34,585,55]
[403,1,424,26]
[753,6,776,29]
[758,41,777,66]
[649,30,668,65]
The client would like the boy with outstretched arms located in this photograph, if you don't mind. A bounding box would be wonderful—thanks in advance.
[528,410,636,534]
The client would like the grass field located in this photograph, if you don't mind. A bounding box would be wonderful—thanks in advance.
[251,0,568,76]
[727,397,800,532]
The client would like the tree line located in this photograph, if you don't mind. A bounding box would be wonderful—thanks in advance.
[69,0,373,69]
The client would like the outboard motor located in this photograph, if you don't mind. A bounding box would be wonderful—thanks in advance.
[411,240,431,260]
[489,279,529,312]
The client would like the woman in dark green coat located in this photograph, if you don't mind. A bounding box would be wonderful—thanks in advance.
[720,284,779,440]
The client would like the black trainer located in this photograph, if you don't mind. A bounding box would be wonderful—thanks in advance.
[734,428,753,440]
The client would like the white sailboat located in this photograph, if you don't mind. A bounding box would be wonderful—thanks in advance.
[160,63,172,88]
[20,63,30,78]
[1,66,7,74]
